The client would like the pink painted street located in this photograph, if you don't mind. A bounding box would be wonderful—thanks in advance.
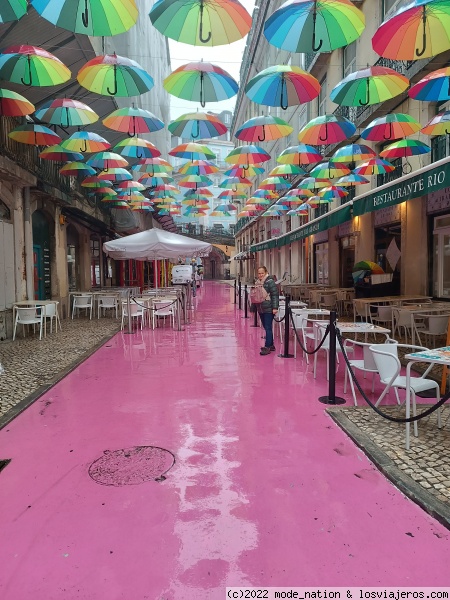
[0,282,448,600]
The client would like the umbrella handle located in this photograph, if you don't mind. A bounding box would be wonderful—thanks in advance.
[319,121,328,142]
[82,0,89,27]
[200,72,206,108]
[81,139,87,153]
[312,2,323,52]
[358,78,370,106]
[107,66,118,96]
[199,2,212,44]
[402,158,412,174]
[20,55,33,86]
[258,126,266,142]
[128,117,136,137]
[280,77,288,111]
[383,121,393,140]
[415,5,427,57]
[62,107,70,129]
[191,120,200,139]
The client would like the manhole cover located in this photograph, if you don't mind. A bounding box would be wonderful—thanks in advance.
[0,459,11,473]
[88,446,175,486]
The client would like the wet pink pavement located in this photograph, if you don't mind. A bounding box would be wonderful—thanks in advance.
[0,282,448,599]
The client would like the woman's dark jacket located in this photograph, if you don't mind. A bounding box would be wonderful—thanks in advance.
[259,275,280,314]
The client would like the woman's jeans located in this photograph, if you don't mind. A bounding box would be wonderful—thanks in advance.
[259,312,275,347]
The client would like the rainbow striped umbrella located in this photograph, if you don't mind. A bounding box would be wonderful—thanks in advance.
[318,185,349,200]
[81,176,114,188]
[284,188,314,199]
[39,145,84,162]
[182,198,210,206]
[61,131,110,153]
[1,0,27,23]
[170,142,215,160]
[77,53,154,97]
[31,0,138,36]
[87,151,128,169]
[269,164,305,177]
[113,137,161,159]
[330,66,409,107]
[246,197,272,205]
[149,0,251,46]
[380,139,431,159]
[139,174,174,188]
[185,188,213,197]
[264,0,365,53]
[0,88,34,116]
[421,111,450,136]
[336,174,369,187]
[60,162,96,177]
[178,160,219,176]
[93,188,117,196]
[306,195,333,206]
[164,61,238,107]
[277,144,322,166]
[311,161,350,178]
[115,180,146,192]
[238,209,260,217]
[299,176,332,189]
[245,65,320,109]
[9,123,61,145]
[131,158,172,176]
[332,144,376,163]
[168,112,227,139]
[361,113,421,141]
[35,98,99,128]
[219,176,252,190]
[235,115,293,142]
[251,189,278,199]
[353,158,395,176]
[103,106,164,135]
[0,45,71,86]
[298,114,356,145]
[372,0,450,60]
[218,189,247,200]
[225,145,271,165]
[409,67,450,101]
[97,168,133,182]
[259,176,291,191]
[287,204,309,216]
[224,165,265,177]
[178,175,213,188]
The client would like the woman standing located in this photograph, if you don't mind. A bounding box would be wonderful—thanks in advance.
[256,266,280,355]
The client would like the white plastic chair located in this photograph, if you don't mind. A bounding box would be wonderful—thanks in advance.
[72,294,93,319]
[313,321,354,380]
[417,314,450,348]
[97,295,119,319]
[391,307,415,342]
[152,300,175,329]
[121,301,144,330]
[290,312,315,362]
[369,304,393,328]
[369,343,441,440]
[13,307,43,340]
[43,301,61,334]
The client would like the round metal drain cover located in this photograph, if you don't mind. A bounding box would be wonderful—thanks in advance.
[89,446,175,486]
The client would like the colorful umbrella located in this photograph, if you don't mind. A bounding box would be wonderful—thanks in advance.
[103,106,164,136]
[259,176,291,191]
[245,65,321,109]
[0,45,71,87]
[31,0,138,36]
[149,0,251,46]
[330,66,409,107]
[169,142,216,160]
[178,160,219,176]
[34,98,98,127]
[269,164,305,177]
[139,174,174,187]
[409,67,450,101]
[81,176,114,188]
[0,0,27,23]
[332,143,376,163]
[353,260,384,274]
[184,187,213,197]
[380,139,431,159]
[298,176,331,189]
[8,124,61,145]
[298,114,356,145]
[310,161,350,178]
[235,115,293,142]
[131,157,173,176]
[372,0,450,60]
[225,144,271,166]
[39,145,84,162]
[113,138,161,159]
[251,189,278,199]
[218,189,246,200]
[168,112,227,139]
[61,131,110,153]
[163,61,238,107]
[224,165,265,177]
[219,177,252,190]
[353,157,395,176]
[264,0,365,53]
[77,53,154,97]
[283,188,314,199]
[318,185,348,200]
[361,113,422,141]
[178,175,213,188]
[336,173,369,187]
[60,162,96,177]
[276,144,322,166]
[97,168,132,182]
[0,88,34,116]
[87,152,129,169]
[115,180,146,192]
[421,111,450,136]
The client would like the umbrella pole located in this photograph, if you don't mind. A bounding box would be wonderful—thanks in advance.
[154,259,158,289]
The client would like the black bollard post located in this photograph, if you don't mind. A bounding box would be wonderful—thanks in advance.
[243,285,249,318]
[279,294,294,358]
[319,310,346,405]
[238,280,242,310]
[234,279,237,304]
[251,302,258,327]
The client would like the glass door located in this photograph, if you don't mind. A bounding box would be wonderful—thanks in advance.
[433,217,450,299]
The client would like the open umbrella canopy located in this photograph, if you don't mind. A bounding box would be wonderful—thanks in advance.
[39,145,84,162]
[224,165,265,177]
[77,53,154,97]
[0,88,34,116]
[264,0,365,53]
[379,139,431,158]
[310,160,351,179]
[113,137,161,159]
[81,176,114,188]
[0,0,27,23]
[178,175,213,188]
[31,0,138,36]
[219,176,252,189]
[353,157,395,176]
[34,98,99,127]
[353,260,384,274]
[169,142,215,160]
[168,112,227,139]
[87,151,128,169]
[318,185,348,200]
[299,176,331,189]
[185,187,213,197]
[330,66,409,107]
[0,45,71,86]
[61,131,110,153]
[421,110,450,136]
[103,106,164,135]
[409,67,450,101]
[361,113,422,141]
[115,180,146,192]
[8,123,61,145]
[164,61,238,107]
[269,164,306,177]
[277,143,322,166]
[97,168,133,182]
[59,162,96,177]
[336,173,369,187]
[298,114,356,145]
[259,176,291,191]
[235,115,293,142]
[139,174,174,187]
[245,65,320,109]
[372,0,450,60]
[225,144,271,165]
[178,160,218,176]
[332,143,376,163]
[149,0,252,46]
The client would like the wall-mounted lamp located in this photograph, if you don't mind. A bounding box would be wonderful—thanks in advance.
[59,214,66,226]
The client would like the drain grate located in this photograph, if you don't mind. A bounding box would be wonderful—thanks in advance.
[88,446,175,486]
[0,459,11,473]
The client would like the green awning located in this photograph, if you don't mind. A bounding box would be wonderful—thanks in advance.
[353,160,450,216]
[250,238,278,252]
[276,204,352,247]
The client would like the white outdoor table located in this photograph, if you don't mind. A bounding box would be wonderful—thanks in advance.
[12,300,60,338]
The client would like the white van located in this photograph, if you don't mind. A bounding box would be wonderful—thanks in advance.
[171,265,193,285]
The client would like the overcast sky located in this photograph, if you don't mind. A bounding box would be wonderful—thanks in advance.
[168,0,257,120]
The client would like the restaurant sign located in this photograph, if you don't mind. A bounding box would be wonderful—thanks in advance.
[353,161,450,216]
[250,238,277,252]
[277,204,352,247]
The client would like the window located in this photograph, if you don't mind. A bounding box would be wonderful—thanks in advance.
[343,42,356,79]
[318,75,327,116]
[382,0,406,18]
[90,235,101,287]
[315,243,329,285]
[298,103,310,132]
[432,215,450,299]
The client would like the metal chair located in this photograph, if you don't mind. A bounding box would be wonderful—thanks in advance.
[13,307,43,340]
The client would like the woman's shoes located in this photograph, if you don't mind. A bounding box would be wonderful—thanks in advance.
[260,347,272,355]
[260,345,275,352]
